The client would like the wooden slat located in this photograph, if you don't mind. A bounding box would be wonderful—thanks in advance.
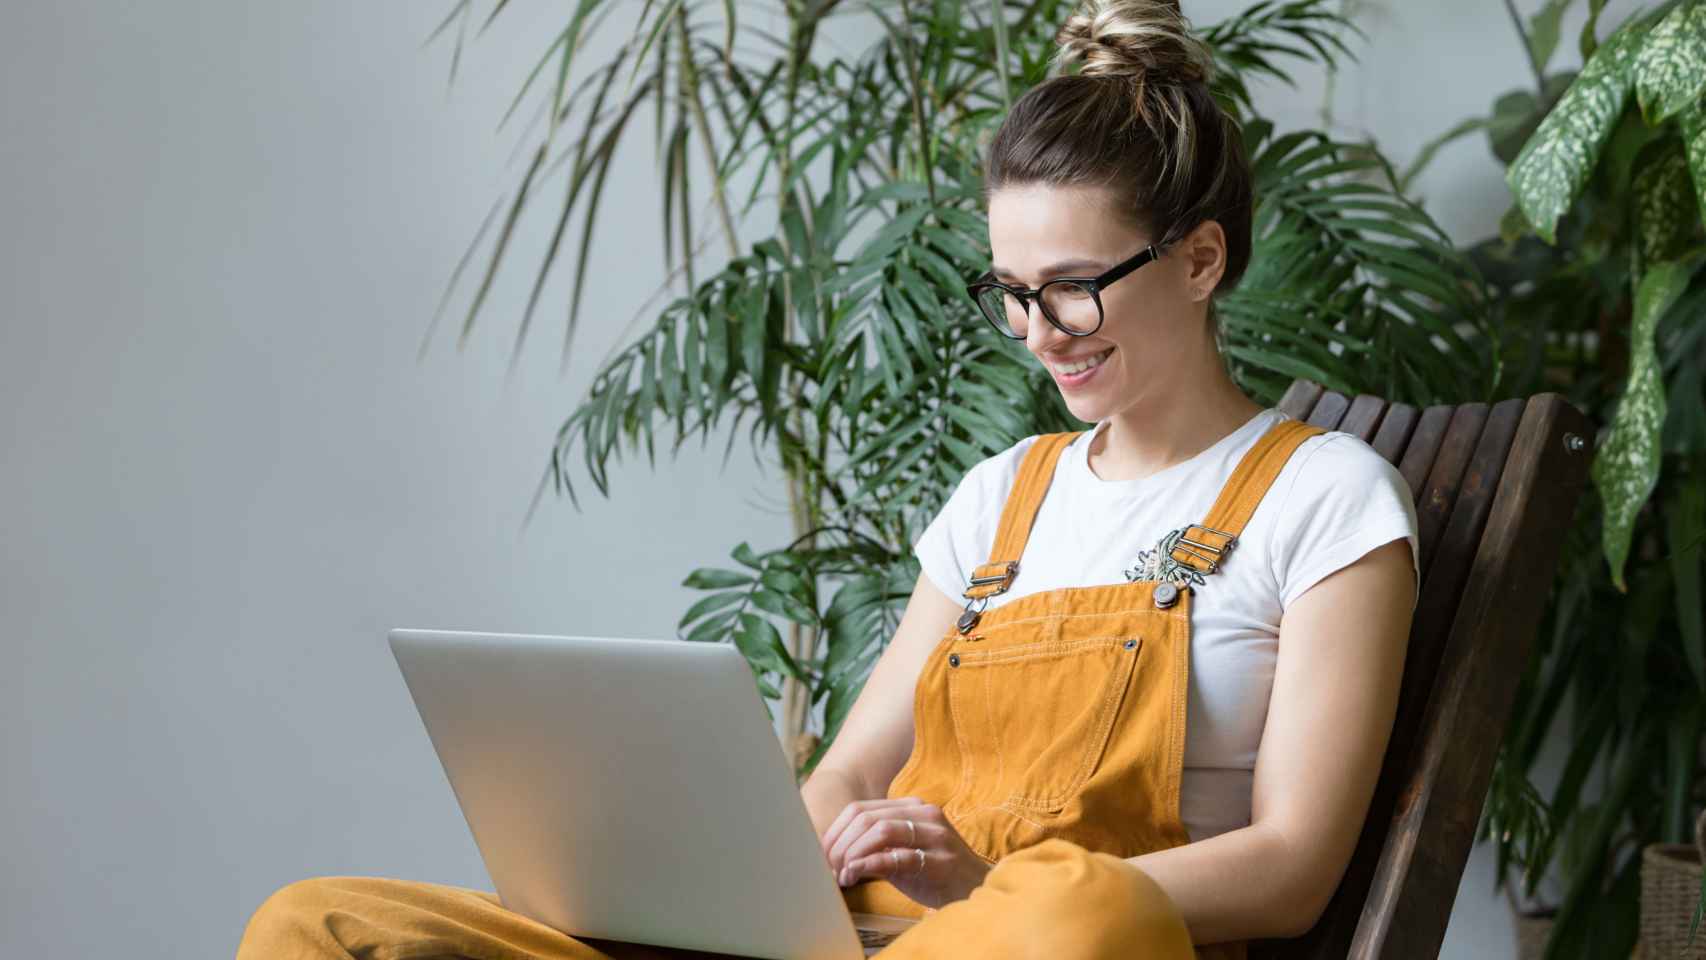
[1278,379,1326,421]
[1307,390,1352,430]
[1417,399,1526,614]
[1413,404,1488,576]
[1370,404,1419,468]
[1339,395,1389,443]
[1351,395,1594,959]
[1395,406,1454,499]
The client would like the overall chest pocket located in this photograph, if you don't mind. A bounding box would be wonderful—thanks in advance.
[944,635,1141,812]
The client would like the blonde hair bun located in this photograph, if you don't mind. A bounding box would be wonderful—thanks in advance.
[1054,0,1215,84]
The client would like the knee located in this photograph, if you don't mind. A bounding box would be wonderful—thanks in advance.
[988,840,1194,956]
[237,877,344,956]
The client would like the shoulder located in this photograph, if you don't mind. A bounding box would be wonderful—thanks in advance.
[1265,427,1420,606]
[1279,429,1409,506]
[951,430,1071,502]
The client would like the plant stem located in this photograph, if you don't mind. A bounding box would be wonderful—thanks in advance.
[1501,0,1547,95]
[675,8,739,256]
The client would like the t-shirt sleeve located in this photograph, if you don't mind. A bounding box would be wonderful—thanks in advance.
[911,438,1034,601]
[1266,433,1422,611]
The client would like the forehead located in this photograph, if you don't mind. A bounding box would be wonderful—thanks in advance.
[986,183,1143,277]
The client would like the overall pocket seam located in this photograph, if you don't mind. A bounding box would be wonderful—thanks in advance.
[1006,636,1140,810]
[948,636,1142,812]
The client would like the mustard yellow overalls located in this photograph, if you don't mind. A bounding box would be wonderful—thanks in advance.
[237,418,1323,960]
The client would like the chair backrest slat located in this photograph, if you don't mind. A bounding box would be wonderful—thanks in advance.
[1339,394,1390,442]
[1306,389,1353,430]
[1395,405,1455,499]
[1251,383,1593,960]
[1369,404,1419,473]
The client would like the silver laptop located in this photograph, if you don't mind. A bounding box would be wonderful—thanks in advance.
[389,629,919,959]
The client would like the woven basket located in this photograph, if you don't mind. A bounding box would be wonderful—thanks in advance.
[1639,809,1706,959]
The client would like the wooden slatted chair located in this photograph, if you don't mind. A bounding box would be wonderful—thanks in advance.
[1248,379,1594,959]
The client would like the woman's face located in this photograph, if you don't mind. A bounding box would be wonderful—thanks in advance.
[985,182,1221,424]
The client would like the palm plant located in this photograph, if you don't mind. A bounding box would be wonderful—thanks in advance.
[1404,1,1706,955]
[427,0,1492,775]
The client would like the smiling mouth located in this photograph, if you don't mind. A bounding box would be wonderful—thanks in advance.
[1048,346,1114,376]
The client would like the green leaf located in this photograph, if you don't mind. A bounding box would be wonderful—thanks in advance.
[685,614,736,647]
[1528,0,1572,74]
[1508,21,1646,244]
[750,587,817,626]
[731,541,762,570]
[1634,1,1706,124]
[682,567,753,589]
[1592,260,1694,590]
[735,612,803,681]
[1581,0,1611,59]
[1634,146,1696,267]
[677,590,744,629]
[1681,102,1706,226]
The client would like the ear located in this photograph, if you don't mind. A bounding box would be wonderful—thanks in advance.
[1179,219,1227,301]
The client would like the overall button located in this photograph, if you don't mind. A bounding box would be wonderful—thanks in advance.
[1124,638,1137,650]
[948,653,961,668]
[1153,581,1179,609]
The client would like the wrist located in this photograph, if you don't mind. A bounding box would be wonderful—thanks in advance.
[800,766,866,836]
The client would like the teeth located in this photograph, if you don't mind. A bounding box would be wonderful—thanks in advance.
[1055,348,1112,376]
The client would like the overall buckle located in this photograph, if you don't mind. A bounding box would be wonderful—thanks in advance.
[1169,524,1238,575]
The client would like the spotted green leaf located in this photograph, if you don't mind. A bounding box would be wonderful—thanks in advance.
[1682,103,1706,225]
[1592,261,1694,591]
[1508,22,1646,244]
[1634,147,1697,266]
[1634,0,1706,124]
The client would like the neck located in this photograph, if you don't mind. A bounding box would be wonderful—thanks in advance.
[1086,362,1263,483]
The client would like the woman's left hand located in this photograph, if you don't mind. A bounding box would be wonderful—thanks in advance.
[821,797,993,909]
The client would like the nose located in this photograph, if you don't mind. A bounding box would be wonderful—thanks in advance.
[1023,300,1071,354]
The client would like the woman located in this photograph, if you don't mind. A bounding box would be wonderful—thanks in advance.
[805,1,1419,956]
[237,1,1418,957]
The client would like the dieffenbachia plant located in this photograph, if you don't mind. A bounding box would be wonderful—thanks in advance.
[1507,0,1706,590]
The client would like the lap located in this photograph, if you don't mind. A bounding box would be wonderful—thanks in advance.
[239,839,1196,960]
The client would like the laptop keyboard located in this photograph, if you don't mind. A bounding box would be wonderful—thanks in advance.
[857,927,902,948]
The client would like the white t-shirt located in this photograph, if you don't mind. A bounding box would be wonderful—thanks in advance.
[911,407,1420,843]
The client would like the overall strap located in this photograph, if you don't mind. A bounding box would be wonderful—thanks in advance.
[962,432,1081,601]
[1167,417,1327,577]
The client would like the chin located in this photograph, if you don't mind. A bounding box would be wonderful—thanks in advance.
[1060,395,1111,425]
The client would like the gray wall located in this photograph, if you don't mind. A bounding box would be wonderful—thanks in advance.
[1,1,1571,956]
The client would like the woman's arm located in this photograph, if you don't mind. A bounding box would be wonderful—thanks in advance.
[1125,537,1417,944]
[800,571,964,836]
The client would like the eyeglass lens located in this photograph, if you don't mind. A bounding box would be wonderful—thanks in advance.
[974,281,1100,338]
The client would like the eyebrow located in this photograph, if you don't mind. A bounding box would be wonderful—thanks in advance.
[990,258,1107,283]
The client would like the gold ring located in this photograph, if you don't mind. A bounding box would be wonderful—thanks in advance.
[906,819,916,846]
[915,848,926,874]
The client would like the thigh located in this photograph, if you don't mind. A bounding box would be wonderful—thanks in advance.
[238,876,763,960]
[874,839,1197,960]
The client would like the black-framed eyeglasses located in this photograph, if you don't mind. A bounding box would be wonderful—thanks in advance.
[964,243,1167,340]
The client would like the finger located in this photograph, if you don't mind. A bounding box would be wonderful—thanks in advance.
[823,798,926,869]
[828,800,932,873]
[842,844,929,887]
[843,818,943,869]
